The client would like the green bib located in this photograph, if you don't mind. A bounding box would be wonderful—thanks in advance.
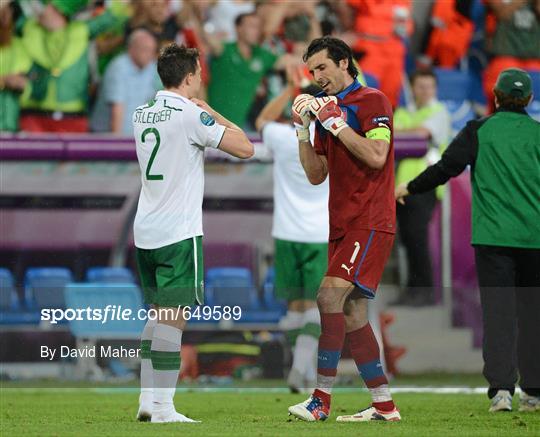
[20,20,90,112]
[0,38,32,131]
[395,103,447,199]
[472,112,540,248]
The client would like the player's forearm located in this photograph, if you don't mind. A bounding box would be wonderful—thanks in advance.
[407,162,452,194]
[218,128,254,159]
[299,141,327,185]
[338,128,389,170]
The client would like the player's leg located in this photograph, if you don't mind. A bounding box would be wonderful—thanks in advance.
[515,249,540,411]
[135,248,158,421]
[395,191,437,305]
[288,299,319,392]
[288,275,353,421]
[324,229,399,422]
[284,299,308,392]
[150,236,203,423]
[274,240,305,391]
[292,242,327,389]
[336,297,400,422]
[474,245,517,412]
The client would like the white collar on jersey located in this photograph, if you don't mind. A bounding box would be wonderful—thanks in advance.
[155,90,189,103]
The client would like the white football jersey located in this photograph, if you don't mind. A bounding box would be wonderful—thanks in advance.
[133,90,225,249]
[262,122,329,243]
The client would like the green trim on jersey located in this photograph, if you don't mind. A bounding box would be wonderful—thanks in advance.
[163,100,183,111]
[274,239,327,302]
[136,236,204,307]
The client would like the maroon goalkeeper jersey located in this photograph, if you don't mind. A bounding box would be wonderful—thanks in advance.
[314,80,396,240]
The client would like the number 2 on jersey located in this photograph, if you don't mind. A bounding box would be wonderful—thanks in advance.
[142,128,163,180]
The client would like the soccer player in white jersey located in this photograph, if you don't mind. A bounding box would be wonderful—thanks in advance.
[133,44,254,423]
[255,75,329,393]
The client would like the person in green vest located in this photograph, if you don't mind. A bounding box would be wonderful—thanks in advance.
[396,68,540,413]
[206,12,295,129]
[0,1,31,131]
[17,0,119,132]
[393,69,451,305]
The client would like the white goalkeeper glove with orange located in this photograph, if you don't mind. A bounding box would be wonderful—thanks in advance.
[309,96,348,136]
[292,94,314,142]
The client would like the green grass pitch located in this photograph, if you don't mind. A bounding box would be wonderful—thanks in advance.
[1,389,539,436]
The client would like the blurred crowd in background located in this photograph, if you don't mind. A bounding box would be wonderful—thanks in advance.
[0,0,539,134]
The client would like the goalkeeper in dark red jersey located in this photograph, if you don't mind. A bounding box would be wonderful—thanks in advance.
[288,36,400,423]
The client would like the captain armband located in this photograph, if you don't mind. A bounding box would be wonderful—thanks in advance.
[366,127,391,143]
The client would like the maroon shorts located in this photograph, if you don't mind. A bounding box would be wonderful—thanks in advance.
[326,230,395,299]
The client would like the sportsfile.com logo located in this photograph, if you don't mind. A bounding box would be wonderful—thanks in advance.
[41,305,155,325]
[40,305,242,324]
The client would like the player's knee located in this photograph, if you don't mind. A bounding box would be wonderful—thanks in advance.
[316,291,331,310]
[317,289,345,312]
[317,277,353,311]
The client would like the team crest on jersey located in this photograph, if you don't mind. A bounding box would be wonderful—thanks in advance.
[200,111,216,126]
[249,59,263,72]
[372,115,390,126]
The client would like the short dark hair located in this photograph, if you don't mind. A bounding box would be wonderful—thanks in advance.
[493,88,531,110]
[235,12,257,27]
[303,37,358,79]
[157,43,199,89]
[409,69,437,86]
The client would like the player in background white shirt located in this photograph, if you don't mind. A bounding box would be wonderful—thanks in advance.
[133,44,253,423]
[255,72,329,393]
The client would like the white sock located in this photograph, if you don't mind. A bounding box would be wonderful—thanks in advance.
[292,334,318,376]
[370,384,392,403]
[151,324,183,407]
[306,356,317,382]
[140,318,157,397]
[279,311,303,331]
[294,308,320,380]
[316,375,334,395]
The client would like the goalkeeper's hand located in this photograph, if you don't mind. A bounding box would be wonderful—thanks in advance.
[292,94,313,142]
[309,96,348,136]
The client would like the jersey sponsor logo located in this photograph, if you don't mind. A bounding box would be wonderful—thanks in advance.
[200,111,216,126]
[371,116,390,126]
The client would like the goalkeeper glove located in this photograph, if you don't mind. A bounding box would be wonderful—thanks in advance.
[292,94,313,142]
[309,96,348,136]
